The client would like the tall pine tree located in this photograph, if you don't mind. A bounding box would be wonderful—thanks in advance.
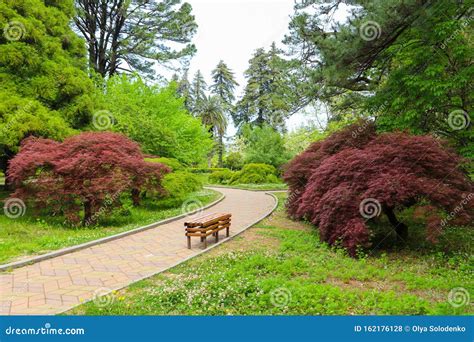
[177,69,192,112]
[235,43,290,132]
[210,60,238,166]
[190,70,207,114]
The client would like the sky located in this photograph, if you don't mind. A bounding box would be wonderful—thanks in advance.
[180,0,351,136]
[185,0,315,134]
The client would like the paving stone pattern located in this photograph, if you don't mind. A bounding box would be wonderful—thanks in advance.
[0,188,276,315]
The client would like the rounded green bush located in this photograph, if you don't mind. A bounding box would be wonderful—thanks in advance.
[159,171,203,207]
[209,169,235,184]
[229,163,281,185]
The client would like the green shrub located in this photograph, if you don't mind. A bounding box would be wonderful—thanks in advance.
[188,167,227,174]
[224,152,244,170]
[159,171,203,207]
[146,157,184,171]
[230,163,281,185]
[209,169,235,184]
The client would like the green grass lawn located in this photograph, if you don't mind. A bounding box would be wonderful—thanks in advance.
[68,193,473,316]
[0,189,221,265]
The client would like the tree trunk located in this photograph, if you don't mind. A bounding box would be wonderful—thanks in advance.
[383,206,408,242]
[83,199,93,226]
[1,150,14,191]
[218,134,224,167]
[131,188,141,207]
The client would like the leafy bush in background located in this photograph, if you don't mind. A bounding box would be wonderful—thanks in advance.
[159,171,203,207]
[241,124,290,168]
[209,169,235,185]
[230,163,280,185]
[8,132,170,225]
[284,122,473,256]
[188,167,228,174]
[223,152,244,170]
[101,75,213,165]
[146,157,184,171]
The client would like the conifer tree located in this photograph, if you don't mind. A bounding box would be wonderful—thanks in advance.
[235,44,290,132]
[177,70,193,112]
[210,60,238,166]
[190,70,207,114]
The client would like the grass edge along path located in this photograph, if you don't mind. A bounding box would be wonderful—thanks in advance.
[0,189,221,265]
[68,193,473,316]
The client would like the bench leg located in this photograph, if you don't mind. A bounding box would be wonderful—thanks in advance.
[204,236,207,248]
[187,236,191,249]
[226,226,230,237]
[215,230,219,243]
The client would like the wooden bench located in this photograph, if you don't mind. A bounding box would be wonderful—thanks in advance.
[184,213,232,249]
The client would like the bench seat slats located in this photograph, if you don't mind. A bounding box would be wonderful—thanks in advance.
[185,213,232,249]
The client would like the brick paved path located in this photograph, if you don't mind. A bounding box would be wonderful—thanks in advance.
[0,188,276,315]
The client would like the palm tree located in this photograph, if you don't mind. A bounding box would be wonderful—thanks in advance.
[198,96,227,167]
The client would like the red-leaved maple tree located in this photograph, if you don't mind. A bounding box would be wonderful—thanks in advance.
[8,132,170,225]
[284,123,473,255]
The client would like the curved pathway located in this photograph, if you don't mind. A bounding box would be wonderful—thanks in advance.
[0,188,276,315]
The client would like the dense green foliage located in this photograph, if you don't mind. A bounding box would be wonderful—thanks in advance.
[230,163,280,185]
[208,169,235,185]
[223,151,244,170]
[241,124,290,168]
[0,0,96,173]
[146,157,185,171]
[235,43,292,132]
[100,75,213,165]
[285,0,473,157]
[159,171,203,207]
[188,167,228,174]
